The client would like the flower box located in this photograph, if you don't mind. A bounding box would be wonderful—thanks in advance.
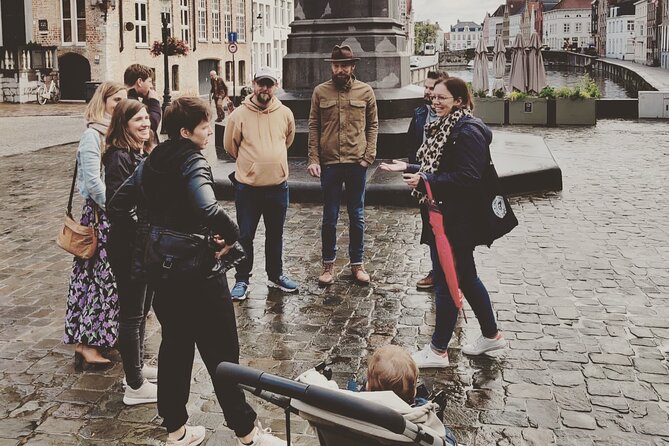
[473,97,506,125]
[508,97,548,125]
[555,98,596,125]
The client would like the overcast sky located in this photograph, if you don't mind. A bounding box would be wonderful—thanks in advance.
[412,0,503,29]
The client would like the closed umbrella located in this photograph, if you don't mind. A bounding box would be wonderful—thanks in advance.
[472,38,489,95]
[419,174,463,311]
[526,32,547,94]
[492,35,506,92]
[508,33,527,92]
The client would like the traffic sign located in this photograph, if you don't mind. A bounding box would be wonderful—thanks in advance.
[228,31,238,43]
[228,43,238,54]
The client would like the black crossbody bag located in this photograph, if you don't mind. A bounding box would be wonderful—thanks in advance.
[132,161,245,282]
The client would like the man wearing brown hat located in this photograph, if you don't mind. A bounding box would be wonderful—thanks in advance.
[307,44,379,286]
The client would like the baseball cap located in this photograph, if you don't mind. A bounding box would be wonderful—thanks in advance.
[254,67,278,84]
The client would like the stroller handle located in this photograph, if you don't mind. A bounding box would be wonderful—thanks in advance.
[217,363,408,435]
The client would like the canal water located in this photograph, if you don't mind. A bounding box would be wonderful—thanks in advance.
[444,65,632,98]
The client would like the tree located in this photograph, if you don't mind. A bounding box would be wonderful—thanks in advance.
[414,22,439,54]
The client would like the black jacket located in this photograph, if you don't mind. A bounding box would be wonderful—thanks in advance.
[103,147,145,206]
[406,104,431,164]
[407,115,493,247]
[107,138,239,244]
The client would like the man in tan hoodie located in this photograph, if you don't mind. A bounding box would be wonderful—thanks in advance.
[224,68,298,300]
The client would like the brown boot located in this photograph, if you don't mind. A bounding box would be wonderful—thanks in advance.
[351,264,370,285]
[318,262,335,286]
[416,272,434,289]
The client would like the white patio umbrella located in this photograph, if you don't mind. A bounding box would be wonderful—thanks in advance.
[508,33,527,92]
[526,32,547,94]
[491,35,506,92]
[472,38,489,94]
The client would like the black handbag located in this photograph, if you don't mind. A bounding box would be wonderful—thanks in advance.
[475,151,518,247]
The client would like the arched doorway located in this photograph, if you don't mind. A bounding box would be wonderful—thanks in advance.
[58,53,91,100]
[198,59,220,96]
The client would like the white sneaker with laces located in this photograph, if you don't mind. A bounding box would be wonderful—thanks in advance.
[123,379,157,405]
[235,426,286,446]
[411,344,449,368]
[166,425,206,446]
[461,333,506,356]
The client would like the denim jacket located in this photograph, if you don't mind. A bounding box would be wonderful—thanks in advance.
[76,128,106,210]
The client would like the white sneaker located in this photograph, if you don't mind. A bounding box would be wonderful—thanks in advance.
[235,426,286,446]
[461,333,506,356]
[411,344,449,368]
[123,364,158,386]
[166,425,206,446]
[123,379,157,406]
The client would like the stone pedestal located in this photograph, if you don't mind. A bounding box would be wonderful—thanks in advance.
[278,0,423,159]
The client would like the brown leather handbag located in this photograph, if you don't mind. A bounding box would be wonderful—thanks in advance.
[56,160,98,259]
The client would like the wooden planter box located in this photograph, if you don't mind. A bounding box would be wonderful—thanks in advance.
[473,97,506,125]
[508,97,548,125]
[555,98,596,125]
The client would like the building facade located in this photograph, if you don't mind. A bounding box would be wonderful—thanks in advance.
[647,0,662,64]
[544,0,594,50]
[607,2,636,59]
[634,0,648,63]
[448,20,483,50]
[483,5,505,47]
[0,0,253,103]
[662,0,669,68]
[250,0,293,86]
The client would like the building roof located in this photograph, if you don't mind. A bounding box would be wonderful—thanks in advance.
[541,0,560,11]
[553,0,592,10]
[492,4,506,17]
[451,21,482,31]
[507,0,526,15]
[610,0,636,16]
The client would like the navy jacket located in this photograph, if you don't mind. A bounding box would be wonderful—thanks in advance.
[407,115,493,247]
[406,105,430,164]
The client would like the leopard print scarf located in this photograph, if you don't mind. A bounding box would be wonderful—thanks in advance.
[412,107,473,203]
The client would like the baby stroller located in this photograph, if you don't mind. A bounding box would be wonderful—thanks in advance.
[216,363,451,446]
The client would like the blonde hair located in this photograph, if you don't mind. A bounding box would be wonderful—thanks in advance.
[105,99,149,154]
[84,82,127,124]
[367,345,418,404]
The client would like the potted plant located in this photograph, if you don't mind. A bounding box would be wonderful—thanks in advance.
[554,75,599,125]
[507,90,548,125]
[150,37,190,57]
[472,89,505,125]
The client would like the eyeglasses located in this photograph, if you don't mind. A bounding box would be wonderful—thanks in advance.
[432,95,454,102]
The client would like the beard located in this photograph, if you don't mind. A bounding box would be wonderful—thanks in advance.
[256,92,271,104]
[332,73,351,88]
[423,94,432,105]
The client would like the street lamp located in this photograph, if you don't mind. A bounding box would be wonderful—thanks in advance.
[159,0,172,113]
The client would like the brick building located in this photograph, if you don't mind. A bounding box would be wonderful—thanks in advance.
[0,0,252,103]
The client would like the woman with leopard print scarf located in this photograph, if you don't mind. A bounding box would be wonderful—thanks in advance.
[380,77,505,369]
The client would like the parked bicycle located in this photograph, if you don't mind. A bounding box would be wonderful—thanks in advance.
[37,73,60,105]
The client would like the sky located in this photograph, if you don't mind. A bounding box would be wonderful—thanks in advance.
[412,0,503,29]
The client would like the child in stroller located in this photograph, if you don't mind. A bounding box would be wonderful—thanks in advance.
[217,346,458,446]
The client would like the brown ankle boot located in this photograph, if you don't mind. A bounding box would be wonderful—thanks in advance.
[318,262,335,285]
[351,264,370,285]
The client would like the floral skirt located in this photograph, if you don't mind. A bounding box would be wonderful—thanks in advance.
[63,199,119,347]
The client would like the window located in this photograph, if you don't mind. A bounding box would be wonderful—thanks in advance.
[161,3,173,37]
[266,43,271,66]
[236,0,246,41]
[275,1,280,25]
[61,0,86,44]
[172,65,180,90]
[576,23,582,33]
[212,0,221,41]
[180,0,190,43]
[239,60,246,84]
[224,0,232,40]
[281,0,287,26]
[564,23,570,33]
[134,0,148,45]
[225,60,233,82]
[197,0,207,41]
[274,40,280,67]
[265,4,271,28]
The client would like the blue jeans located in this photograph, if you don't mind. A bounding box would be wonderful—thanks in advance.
[320,163,367,264]
[431,244,498,351]
[234,181,288,282]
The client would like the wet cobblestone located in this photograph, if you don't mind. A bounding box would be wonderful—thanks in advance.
[0,120,668,445]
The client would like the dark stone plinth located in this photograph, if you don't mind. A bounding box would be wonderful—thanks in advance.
[596,98,639,119]
[212,131,563,206]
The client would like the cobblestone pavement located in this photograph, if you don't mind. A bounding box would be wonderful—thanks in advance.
[1,120,669,445]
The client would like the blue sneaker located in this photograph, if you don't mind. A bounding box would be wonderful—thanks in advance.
[230,281,249,301]
[268,275,299,293]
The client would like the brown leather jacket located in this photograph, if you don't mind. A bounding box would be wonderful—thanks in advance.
[307,78,378,166]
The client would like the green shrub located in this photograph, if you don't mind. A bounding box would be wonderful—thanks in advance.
[508,90,528,101]
[554,87,573,98]
[474,89,488,98]
[493,88,506,98]
[538,86,555,99]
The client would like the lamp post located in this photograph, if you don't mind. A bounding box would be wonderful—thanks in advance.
[159,0,172,113]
